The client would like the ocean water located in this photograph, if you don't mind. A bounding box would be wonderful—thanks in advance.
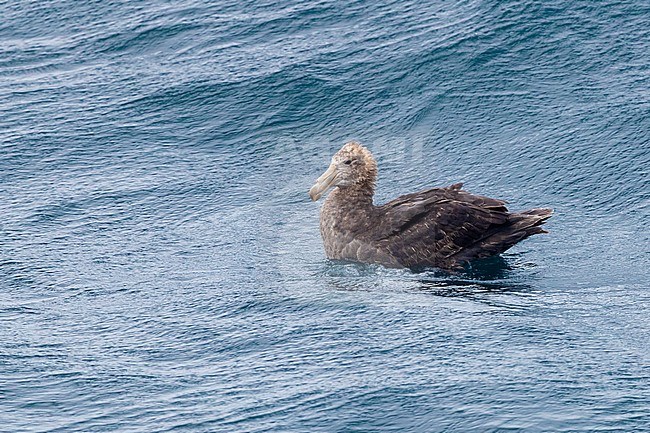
[1,0,649,431]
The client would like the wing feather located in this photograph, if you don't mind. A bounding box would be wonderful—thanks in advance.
[370,184,511,267]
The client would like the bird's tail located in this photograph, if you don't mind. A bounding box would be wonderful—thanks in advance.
[512,207,553,235]
[450,208,553,264]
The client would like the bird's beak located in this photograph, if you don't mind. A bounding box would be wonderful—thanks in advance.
[309,163,338,201]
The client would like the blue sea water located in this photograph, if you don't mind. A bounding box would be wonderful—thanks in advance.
[1,0,649,431]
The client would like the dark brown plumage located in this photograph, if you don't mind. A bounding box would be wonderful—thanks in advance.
[309,141,552,270]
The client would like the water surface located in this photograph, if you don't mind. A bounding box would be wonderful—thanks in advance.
[1,0,649,431]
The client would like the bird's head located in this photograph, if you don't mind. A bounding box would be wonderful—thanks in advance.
[309,141,377,201]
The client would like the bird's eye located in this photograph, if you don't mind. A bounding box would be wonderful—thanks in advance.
[344,159,352,165]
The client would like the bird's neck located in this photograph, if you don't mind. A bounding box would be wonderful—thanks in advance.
[319,182,376,255]
[334,183,375,208]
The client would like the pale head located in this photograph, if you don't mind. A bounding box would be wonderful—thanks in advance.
[309,141,377,201]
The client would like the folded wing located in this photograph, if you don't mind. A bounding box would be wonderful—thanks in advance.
[370,183,550,268]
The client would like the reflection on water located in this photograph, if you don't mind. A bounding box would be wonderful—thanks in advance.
[317,255,539,311]
[414,278,537,311]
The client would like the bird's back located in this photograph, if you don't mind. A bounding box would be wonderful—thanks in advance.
[366,184,552,269]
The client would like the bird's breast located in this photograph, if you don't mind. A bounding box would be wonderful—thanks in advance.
[318,195,381,262]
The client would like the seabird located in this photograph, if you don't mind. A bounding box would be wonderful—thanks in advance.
[309,141,552,270]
